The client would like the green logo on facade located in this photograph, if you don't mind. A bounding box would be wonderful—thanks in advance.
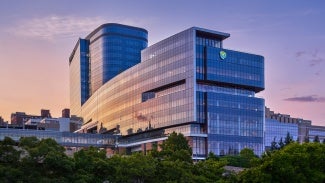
[219,50,227,60]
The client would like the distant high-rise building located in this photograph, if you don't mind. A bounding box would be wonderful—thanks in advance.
[0,116,7,126]
[11,112,25,125]
[11,110,51,126]
[62,108,70,118]
[10,112,38,126]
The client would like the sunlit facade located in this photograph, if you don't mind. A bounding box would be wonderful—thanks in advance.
[70,25,265,157]
[69,24,148,117]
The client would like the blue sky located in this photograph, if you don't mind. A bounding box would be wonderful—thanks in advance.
[0,0,324,125]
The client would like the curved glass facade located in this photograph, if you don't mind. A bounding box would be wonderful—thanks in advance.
[70,25,265,157]
[69,39,90,117]
[69,24,148,117]
[81,28,195,137]
[87,24,148,94]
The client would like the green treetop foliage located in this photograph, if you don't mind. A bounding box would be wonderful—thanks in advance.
[270,137,278,151]
[0,136,75,182]
[1,136,17,146]
[20,137,74,182]
[0,137,23,183]
[18,136,39,149]
[220,148,258,168]
[269,132,294,152]
[207,151,219,161]
[240,148,256,159]
[284,132,294,145]
[158,132,192,163]
[278,137,285,149]
[0,137,21,165]
[314,135,320,143]
[1,134,323,183]
[107,153,157,183]
[156,159,195,183]
[192,157,227,182]
[239,143,325,183]
[73,147,111,182]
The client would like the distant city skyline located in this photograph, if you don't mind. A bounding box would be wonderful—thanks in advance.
[0,0,324,125]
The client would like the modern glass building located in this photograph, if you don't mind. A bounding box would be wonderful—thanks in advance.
[264,118,298,150]
[264,107,314,144]
[307,125,325,142]
[70,25,265,157]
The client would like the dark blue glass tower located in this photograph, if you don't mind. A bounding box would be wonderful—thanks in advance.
[69,24,148,117]
[195,29,265,156]
[79,39,90,104]
[86,24,148,94]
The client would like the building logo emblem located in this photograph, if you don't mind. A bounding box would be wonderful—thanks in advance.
[219,50,227,60]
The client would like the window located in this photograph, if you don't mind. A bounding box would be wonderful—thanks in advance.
[142,92,155,102]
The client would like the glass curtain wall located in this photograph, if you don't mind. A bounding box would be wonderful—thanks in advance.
[195,31,265,156]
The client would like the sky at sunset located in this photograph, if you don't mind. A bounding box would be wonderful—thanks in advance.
[0,0,324,125]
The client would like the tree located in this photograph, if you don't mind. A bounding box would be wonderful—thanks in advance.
[239,143,325,183]
[0,137,23,182]
[0,164,23,183]
[284,132,294,145]
[314,135,320,143]
[304,137,310,143]
[19,136,39,148]
[192,158,227,182]
[278,137,285,149]
[20,138,74,182]
[240,148,258,165]
[0,137,21,165]
[156,159,195,183]
[270,137,278,151]
[221,148,258,168]
[109,153,157,183]
[221,155,243,167]
[323,138,325,144]
[159,132,192,162]
[206,151,219,161]
[74,147,112,182]
[1,136,17,146]
[149,142,159,159]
